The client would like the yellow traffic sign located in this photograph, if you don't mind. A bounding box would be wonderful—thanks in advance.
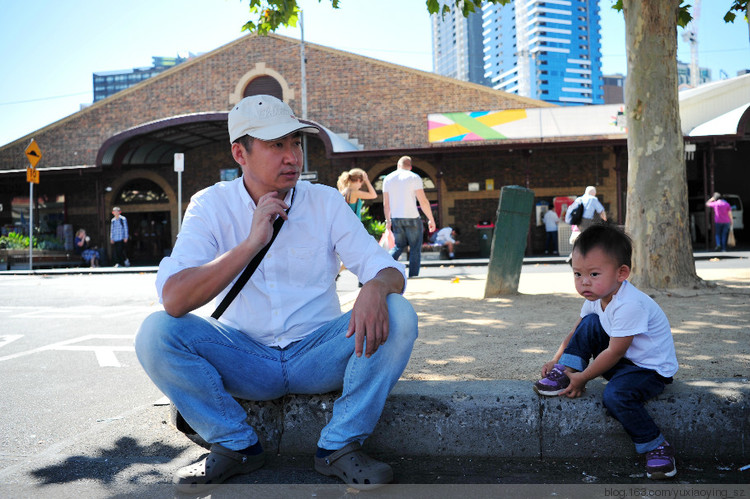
[25,139,42,168]
[26,167,39,184]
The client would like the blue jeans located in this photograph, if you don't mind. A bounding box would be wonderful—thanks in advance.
[389,218,424,277]
[715,222,730,251]
[559,314,670,454]
[135,294,417,451]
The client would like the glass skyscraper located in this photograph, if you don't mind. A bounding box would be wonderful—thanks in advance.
[433,0,603,106]
[432,6,488,85]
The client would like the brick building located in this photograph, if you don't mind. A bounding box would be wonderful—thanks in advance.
[1,34,747,264]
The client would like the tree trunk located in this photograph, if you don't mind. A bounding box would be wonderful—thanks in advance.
[622,0,701,289]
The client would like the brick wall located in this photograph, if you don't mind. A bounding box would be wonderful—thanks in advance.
[0,33,630,259]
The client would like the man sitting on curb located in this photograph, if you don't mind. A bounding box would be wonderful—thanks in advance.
[135,95,418,493]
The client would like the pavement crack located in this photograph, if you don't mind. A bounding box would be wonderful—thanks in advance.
[538,396,545,460]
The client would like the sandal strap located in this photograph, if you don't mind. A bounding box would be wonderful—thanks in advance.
[209,443,251,464]
[321,441,362,466]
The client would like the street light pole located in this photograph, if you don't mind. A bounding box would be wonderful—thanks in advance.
[300,9,309,173]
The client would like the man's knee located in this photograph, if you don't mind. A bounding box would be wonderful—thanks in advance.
[386,294,418,345]
[134,311,182,364]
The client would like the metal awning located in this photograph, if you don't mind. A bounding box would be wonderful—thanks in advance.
[96,112,361,168]
[97,113,228,166]
[689,103,750,138]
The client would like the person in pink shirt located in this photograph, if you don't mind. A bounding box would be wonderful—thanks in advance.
[705,192,733,251]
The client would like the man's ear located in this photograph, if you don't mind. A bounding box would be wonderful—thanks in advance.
[618,264,631,282]
[231,142,246,165]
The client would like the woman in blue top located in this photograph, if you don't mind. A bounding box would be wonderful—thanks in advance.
[337,168,377,218]
[337,168,378,280]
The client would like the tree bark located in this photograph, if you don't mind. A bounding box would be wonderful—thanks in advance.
[622,0,701,289]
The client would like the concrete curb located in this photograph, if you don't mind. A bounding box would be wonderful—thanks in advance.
[233,379,749,460]
[0,251,745,275]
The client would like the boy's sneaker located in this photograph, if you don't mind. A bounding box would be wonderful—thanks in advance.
[533,364,570,396]
[646,441,677,479]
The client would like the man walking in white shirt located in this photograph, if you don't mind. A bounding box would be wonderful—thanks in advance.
[382,156,436,277]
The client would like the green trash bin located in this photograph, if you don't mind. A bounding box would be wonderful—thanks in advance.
[476,223,495,258]
[484,185,535,297]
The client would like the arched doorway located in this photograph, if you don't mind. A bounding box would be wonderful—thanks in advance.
[112,178,172,265]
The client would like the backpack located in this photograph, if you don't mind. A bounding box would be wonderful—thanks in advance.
[568,202,584,226]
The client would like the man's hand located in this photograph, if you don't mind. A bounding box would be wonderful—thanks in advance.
[248,191,289,249]
[347,279,390,358]
[346,268,404,358]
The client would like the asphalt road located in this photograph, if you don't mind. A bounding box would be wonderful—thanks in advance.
[0,262,747,497]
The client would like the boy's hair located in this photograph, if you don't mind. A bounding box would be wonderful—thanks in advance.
[572,223,632,268]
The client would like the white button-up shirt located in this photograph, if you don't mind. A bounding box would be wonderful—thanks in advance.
[156,178,406,347]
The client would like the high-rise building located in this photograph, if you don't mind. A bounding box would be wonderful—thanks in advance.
[677,60,711,89]
[431,6,487,85]
[432,0,603,106]
[602,74,625,104]
[93,55,194,102]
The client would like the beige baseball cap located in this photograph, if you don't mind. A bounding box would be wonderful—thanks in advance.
[228,94,319,143]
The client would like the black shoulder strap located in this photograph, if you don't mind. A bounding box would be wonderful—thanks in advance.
[211,189,294,320]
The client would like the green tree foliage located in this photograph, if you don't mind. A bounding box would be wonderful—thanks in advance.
[612,0,749,27]
[240,0,511,34]
[723,1,750,23]
[241,0,750,39]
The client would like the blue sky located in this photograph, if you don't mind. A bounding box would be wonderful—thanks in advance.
[1,0,748,148]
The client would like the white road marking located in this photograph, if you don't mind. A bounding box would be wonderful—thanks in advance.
[0,335,23,349]
[0,334,135,367]
[2,305,151,319]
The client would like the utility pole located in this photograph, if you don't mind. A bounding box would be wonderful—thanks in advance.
[300,9,309,173]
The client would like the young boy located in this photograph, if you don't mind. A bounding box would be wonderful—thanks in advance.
[534,224,678,479]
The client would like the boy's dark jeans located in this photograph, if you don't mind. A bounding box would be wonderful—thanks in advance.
[559,314,671,454]
[113,240,127,265]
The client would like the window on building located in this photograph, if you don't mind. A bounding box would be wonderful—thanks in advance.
[116,179,168,204]
[243,75,283,100]
[8,194,67,238]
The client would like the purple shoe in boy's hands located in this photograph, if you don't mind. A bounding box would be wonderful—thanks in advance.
[533,363,570,396]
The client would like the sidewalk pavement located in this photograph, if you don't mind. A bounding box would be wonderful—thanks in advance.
[2,251,748,483]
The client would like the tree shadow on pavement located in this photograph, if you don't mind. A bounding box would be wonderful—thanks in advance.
[402,274,749,382]
[28,436,188,486]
